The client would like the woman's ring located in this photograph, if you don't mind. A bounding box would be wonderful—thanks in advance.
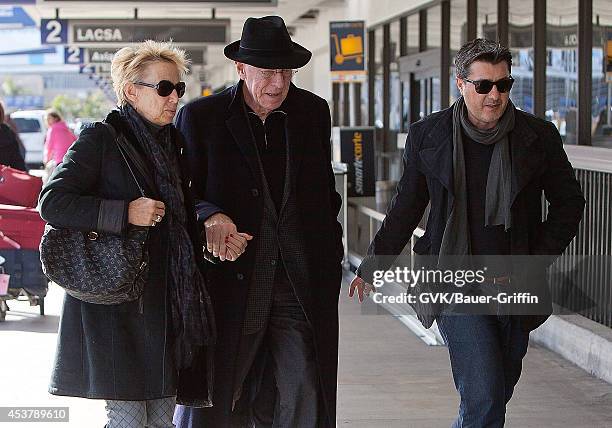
[155,214,162,223]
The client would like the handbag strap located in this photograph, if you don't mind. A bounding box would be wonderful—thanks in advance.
[102,122,146,198]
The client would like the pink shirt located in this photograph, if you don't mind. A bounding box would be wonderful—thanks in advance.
[44,121,77,165]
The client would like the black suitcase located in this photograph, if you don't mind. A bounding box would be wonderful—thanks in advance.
[0,249,48,297]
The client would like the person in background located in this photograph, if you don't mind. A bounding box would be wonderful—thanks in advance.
[43,110,76,171]
[0,101,27,171]
[4,115,26,160]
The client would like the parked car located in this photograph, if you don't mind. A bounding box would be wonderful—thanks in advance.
[9,110,47,169]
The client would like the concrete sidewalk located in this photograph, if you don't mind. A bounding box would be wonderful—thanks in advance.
[1,278,611,427]
[338,277,612,427]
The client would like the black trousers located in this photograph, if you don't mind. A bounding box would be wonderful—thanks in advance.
[244,273,320,428]
[174,270,320,428]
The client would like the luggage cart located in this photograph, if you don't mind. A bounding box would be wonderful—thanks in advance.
[0,205,47,322]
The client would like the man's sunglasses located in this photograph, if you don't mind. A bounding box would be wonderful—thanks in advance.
[463,76,514,94]
[134,80,186,98]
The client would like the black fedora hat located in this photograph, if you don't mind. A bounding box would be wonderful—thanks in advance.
[224,16,312,69]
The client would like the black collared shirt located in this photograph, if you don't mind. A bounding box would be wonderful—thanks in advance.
[246,105,287,213]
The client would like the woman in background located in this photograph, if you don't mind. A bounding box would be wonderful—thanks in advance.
[43,110,76,171]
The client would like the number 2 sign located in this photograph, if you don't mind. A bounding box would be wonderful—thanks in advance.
[64,46,84,65]
[41,19,68,45]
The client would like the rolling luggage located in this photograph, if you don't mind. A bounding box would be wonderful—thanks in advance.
[0,205,47,316]
[0,164,43,208]
[0,249,47,297]
[0,204,45,250]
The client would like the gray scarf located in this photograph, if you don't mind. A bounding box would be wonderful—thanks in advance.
[120,104,214,370]
[438,97,514,262]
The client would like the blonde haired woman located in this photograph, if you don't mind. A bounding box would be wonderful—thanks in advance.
[39,40,215,427]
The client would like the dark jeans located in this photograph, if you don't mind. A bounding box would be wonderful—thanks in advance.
[249,284,319,428]
[436,314,529,428]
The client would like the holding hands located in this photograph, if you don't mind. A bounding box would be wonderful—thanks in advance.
[204,213,253,262]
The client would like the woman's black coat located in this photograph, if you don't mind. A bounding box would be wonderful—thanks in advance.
[0,123,27,171]
[39,110,212,405]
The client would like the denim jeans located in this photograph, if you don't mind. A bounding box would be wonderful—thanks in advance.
[436,314,529,428]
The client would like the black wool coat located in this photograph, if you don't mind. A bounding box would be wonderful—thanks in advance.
[39,110,213,405]
[358,104,586,332]
[174,81,344,427]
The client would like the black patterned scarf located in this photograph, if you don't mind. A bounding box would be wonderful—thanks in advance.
[120,104,213,370]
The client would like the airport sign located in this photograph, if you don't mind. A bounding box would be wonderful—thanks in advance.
[41,18,229,47]
[85,47,205,65]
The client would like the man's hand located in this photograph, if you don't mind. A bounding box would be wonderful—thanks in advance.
[348,275,374,303]
[204,213,253,261]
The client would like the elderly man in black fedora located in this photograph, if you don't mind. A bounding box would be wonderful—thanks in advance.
[173,16,344,428]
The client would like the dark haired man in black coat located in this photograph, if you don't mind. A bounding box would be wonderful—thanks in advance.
[351,39,585,427]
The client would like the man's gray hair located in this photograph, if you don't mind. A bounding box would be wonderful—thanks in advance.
[454,38,512,79]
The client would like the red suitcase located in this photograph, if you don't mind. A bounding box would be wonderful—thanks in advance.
[0,204,45,250]
[0,164,43,208]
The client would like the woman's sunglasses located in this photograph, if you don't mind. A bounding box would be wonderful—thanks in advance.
[134,80,186,98]
[463,76,514,94]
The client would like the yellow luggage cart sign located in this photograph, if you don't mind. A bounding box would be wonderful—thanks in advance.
[330,21,366,76]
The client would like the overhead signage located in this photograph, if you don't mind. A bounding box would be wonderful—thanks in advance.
[72,19,228,46]
[64,46,84,64]
[86,48,115,63]
[84,47,205,65]
[42,0,275,3]
[41,19,228,47]
[0,6,36,27]
[79,64,95,74]
[41,18,68,45]
[40,0,278,7]
[330,21,366,78]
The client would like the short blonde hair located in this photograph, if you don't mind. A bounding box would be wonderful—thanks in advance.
[111,40,190,105]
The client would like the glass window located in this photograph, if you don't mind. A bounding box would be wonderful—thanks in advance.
[592,0,612,148]
[450,0,468,105]
[427,5,441,49]
[509,0,534,113]
[546,1,578,144]
[12,118,41,133]
[390,20,401,133]
[407,13,420,54]
[477,0,497,40]
[374,28,383,129]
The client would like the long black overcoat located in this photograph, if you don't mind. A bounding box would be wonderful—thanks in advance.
[39,110,212,406]
[174,81,344,427]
